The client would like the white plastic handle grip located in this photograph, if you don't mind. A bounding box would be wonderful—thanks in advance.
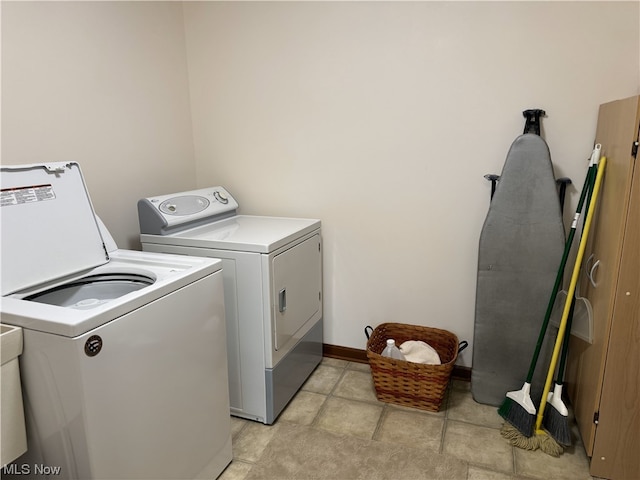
[589,259,601,288]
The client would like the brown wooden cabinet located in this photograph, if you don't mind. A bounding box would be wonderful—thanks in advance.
[566,95,640,480]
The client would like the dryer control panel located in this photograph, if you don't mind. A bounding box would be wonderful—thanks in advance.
[138,187,239,235]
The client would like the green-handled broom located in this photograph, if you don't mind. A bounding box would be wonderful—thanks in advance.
[542,296,575,446]
[543,152,600,447]
[498,145,600,437]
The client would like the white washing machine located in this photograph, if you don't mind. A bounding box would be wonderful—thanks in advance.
[138,187,323,424]
[0,163,232,480]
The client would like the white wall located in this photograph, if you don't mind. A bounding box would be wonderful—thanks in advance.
[1,1,197,248]
[2,2,638,367]
[183,1,639,365]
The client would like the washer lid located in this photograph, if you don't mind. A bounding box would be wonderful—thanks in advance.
[1,162,109,296]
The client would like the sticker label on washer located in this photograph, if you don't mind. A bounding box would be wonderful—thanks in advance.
[1,184,56,206]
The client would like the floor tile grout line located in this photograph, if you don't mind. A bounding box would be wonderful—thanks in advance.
[308,392,330,429]
[371,404,390,441]
[308,363,347,428]
[232,419,250,443]
[441,384,452,455]
[440,413,448,456]
[327,361,348,396]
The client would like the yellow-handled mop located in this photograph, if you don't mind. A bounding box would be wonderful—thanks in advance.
[502,156,607,456]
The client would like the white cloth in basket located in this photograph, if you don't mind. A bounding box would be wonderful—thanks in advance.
[399,340,441,365]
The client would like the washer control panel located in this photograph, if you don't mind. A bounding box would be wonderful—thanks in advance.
[138,187,239,235]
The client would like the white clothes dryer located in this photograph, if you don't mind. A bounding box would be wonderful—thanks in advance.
[0,163,232,480]
[138,187,322,424]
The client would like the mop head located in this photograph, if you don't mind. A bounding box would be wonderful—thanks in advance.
[542,387,572,447]
[498,383,536,437]
[500,424,563,457]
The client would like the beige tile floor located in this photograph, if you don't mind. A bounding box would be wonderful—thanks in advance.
[220,358,595,480]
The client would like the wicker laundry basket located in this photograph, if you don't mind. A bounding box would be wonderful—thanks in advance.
[365,322,466,412]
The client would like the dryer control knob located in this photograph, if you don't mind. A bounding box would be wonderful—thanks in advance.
[214,191,229,204]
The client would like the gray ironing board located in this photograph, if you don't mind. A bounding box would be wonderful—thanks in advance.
[472,133,565,406]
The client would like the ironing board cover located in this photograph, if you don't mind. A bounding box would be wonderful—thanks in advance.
[472,134,565,406]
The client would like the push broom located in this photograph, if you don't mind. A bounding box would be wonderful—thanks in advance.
[503,155,607,456]
[542,298,575,446]
[498,145,600,437]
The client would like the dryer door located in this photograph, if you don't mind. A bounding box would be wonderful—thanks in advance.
[272,234,322,351]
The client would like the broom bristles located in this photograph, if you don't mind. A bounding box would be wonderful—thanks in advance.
[498,396,535,438]
[542,404,572,446]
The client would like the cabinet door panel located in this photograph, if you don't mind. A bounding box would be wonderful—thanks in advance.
[589,119,639,480]
[566,95,639,456]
